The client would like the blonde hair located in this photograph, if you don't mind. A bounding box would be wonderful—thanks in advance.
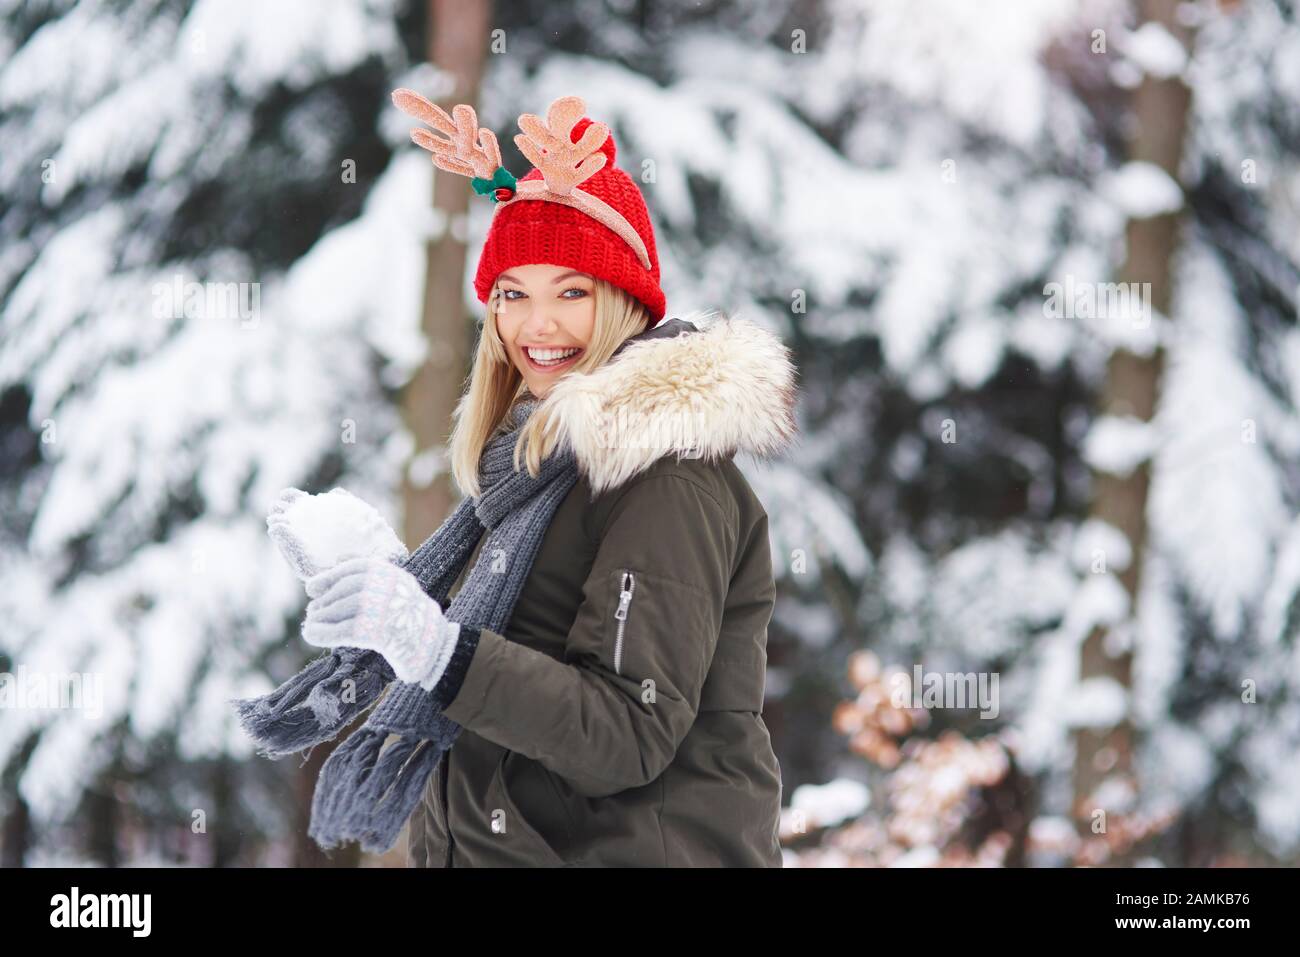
[448,275,651,499]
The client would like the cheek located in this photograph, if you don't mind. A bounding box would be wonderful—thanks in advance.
[494,311,521,348]
[574,300,597,347]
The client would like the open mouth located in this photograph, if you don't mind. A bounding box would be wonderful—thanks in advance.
[522,346,584,372]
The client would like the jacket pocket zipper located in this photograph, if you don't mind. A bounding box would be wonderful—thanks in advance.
[440,747,454,868]
[613,570,636,675]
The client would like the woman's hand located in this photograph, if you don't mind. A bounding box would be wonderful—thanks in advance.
[301,557,461,691]
[266,487,410,582]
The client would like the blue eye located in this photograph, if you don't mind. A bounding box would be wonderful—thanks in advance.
[500,286,589,301]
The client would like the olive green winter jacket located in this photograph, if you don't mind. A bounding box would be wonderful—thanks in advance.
[406,314,798,867]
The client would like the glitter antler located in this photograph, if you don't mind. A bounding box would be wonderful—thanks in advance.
[391,88,515,200]
[513,96,610,195]
[392,89,652,270]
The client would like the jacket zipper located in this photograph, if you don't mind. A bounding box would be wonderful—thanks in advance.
[441,748,454,867]
[613,570,636,675]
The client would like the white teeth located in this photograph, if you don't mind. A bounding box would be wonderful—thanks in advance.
[526,346,580,365]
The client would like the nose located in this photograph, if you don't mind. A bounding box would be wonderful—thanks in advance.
[519,303,559,340]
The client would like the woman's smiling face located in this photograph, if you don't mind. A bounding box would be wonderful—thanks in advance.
[494,263,597,398]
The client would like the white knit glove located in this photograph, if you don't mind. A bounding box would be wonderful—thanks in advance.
[301,557,461,692]
[266,487,410,582]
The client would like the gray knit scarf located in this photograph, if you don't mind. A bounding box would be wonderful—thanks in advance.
[231,396,579,854]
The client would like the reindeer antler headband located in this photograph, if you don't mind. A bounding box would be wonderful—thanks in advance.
[391,89,652,271]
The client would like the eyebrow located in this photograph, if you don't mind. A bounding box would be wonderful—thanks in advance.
[498,270,592,285]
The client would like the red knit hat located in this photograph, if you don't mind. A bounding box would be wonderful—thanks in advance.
[391,90,666,323]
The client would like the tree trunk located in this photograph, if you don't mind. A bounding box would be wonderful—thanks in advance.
[1,794,30,868]
[1072,0,1196,860]
[85,770,119,867]
[401,0,494,542]
[210,756,240,867]
[293,729,360,867]
[368,0,494,868]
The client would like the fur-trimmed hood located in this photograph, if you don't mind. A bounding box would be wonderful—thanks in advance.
[536,310,800,495]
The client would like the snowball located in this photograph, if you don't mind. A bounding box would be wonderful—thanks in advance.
[270,488,407,576]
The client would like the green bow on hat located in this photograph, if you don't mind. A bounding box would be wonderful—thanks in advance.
[471,166,518,203]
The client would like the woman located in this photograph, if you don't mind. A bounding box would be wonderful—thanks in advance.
[250,92,799,867]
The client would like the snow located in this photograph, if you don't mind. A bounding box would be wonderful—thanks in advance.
[789,777,872,829]
[1029,815,1077,846]
[831,0,1079,147]
[1083,414,1157,477]
[1101,161,1185,218]
[179,0,400,98]
[941,316,1006,389]
[927,530,1077,660]
[1122,22,1190,79]
[1070,518,1133,574]
[406,446,447,490]
[1149,245,1290,639]
[1140,722,1215,809]
[889,846,941,867]
[1249,727,1300,850]
[1063,676,1130,729]
[756,461,872,581]
[282,149,430,370]
[1260,515,1300,645]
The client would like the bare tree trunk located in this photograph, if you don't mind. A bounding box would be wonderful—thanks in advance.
[1,794,30,868]
[402,0,494,542]
[1072,0,1196,859]
[368,0,494,868]
[210,756,240,867]
[293,729,361,867]
[85,769,119,867]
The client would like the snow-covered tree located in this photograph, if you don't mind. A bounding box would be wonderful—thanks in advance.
[777,0,1300,865]
[0,0,435,864]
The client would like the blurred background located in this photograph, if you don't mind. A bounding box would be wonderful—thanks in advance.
[2,0,1299,867]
